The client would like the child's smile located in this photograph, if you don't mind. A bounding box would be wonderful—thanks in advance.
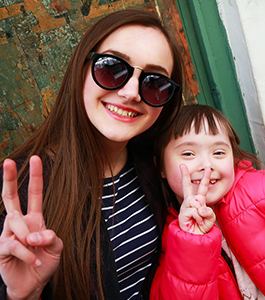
[191,179,218,185]
[161,120,235,206]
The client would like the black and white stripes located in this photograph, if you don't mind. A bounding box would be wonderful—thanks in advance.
[102,160,158,300]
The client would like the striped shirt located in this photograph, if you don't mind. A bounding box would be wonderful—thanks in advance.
[101,157,159,300]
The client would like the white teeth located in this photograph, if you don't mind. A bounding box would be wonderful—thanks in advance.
[192,180,201,184]
[192,179,217,184]
[105,104,138,118]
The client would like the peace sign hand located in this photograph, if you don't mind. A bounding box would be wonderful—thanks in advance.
[0,156,63,300]
[178,164,216,235]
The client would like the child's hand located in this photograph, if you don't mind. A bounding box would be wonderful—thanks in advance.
[178,164,216,235]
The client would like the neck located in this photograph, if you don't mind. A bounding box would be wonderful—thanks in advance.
[103,140,128,178]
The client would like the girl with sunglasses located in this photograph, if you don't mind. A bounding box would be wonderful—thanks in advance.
[0,9,182,300]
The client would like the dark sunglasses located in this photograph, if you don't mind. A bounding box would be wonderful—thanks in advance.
[87,52,181,107]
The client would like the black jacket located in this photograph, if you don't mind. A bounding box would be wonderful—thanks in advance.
[0,140,167,300]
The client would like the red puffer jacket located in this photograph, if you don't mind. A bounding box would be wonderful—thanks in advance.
[150,161,265,299]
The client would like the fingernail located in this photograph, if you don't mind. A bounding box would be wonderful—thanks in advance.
[35,259,42,267]
[30,233,42,243]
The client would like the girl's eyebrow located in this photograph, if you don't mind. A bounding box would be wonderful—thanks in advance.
[213,141,231,147]
[174,141,196,149]
[175,141,231,149]
[102,49,170,75]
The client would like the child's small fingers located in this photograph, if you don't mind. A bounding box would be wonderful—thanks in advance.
[180,164,193,199]
[198,205,211,216]
[182,195,206,210]
[189,209,204,226]
[197,168,212,197]
[189,198,203,209]
[198,206,216,222]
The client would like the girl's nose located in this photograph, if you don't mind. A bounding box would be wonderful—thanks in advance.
[117,69,141,102]
[200,157,214,171]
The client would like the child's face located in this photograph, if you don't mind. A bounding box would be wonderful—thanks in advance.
[161,121,235,206]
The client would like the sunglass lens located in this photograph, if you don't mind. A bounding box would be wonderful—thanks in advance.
[141,75,173,106]
[94,57,129,89]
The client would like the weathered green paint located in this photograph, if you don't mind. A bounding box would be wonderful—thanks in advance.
[174,0,214,107]
[175,0,255,155]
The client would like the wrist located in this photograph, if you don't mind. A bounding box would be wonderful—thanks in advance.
[6,287,43,300]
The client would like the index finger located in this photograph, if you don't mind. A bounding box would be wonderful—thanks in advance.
[180,164,193,199]
[2,159,22,214]
[197,168,212,197]
[27,155,43,213]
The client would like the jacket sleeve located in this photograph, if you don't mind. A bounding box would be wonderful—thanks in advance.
[150,209,222,300]
[216,168,265,295]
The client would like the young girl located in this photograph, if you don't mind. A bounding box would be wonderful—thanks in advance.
[151,104,265,300]
[0,9,183,300]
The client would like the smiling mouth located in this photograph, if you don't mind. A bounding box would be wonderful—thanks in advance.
[104,103,139,118]
[192,179,218,185]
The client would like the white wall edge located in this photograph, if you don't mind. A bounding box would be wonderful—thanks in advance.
[216,0,265,165]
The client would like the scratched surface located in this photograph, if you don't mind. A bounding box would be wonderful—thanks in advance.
[0,0,199,158]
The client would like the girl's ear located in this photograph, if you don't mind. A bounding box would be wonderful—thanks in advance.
[153,157,167,178]
[160,170,166,178]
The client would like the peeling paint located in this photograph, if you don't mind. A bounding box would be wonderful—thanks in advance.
[0,0,199,158]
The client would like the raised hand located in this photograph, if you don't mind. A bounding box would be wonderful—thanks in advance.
[178,164,216,235]
[0,156,63,300]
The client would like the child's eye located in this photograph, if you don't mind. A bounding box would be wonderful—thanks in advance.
[214,150,225,156]
[182,151,194,157]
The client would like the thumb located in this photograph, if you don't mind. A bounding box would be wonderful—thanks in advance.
[198,205,216,223]
[27,230,63,255]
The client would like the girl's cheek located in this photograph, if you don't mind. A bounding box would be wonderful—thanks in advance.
[166,171,183,198]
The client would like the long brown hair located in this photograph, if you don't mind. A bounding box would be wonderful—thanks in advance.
[0,9,183,299]
[154,104,260,208]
